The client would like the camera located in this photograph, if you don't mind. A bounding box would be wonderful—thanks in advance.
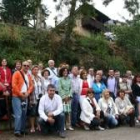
[21,101,27,109]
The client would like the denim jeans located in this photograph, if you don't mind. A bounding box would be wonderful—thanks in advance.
[71,93,80,127]
[105,114,118,128]
[12,97,28,134]
[38,113,65,134]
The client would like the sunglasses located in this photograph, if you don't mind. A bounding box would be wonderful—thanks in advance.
[23,65,29,67]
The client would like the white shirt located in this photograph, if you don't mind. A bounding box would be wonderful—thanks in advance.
[21,74,29,93]
[38,94,63,121]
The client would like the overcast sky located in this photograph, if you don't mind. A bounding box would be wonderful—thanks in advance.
[42,0,132,27]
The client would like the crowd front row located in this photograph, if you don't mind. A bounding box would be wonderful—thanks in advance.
[0,59,139,138]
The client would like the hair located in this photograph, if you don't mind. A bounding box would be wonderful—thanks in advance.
[117,89,125,97]
[31,65,39,71]
[86,88,94,96]
[102,89,110,98]
[80,70,87,79]
[41,69,50,76]
[59,67,69,77]
[48,60,54,65]
[15,60,22,66]
[47,84,55,90]
[133,74,140,84]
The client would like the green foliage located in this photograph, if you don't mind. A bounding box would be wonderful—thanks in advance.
[114,22,140,71]
[0,23,134,72]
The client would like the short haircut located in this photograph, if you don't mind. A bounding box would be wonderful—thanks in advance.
[47,84,55,90]
[48,60,54,65]
[41,69,50,76]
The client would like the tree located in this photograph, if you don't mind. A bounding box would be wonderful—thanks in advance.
[0,0,49,27]
[54,0,94,47]
[103,0,140,17]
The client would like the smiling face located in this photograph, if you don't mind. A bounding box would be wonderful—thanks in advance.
[32,66,39,76]
[22,61,30,73]
[95,74,101,82]
[62,68,68,77]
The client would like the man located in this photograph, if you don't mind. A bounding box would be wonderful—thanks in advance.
[38,84,65,138]
[106,69,119,100]
[87,68,95,87]
[70,66,81,127]
[12,61,33,137]
[46,60,59,93]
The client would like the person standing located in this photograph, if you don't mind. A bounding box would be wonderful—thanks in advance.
[0,58,12,119]
[58,67,74,130]
[12,61,33,137]
[70,66,81,127]
[46,60,59,93]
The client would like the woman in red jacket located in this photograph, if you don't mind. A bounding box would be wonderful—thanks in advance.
[0,58,12,119]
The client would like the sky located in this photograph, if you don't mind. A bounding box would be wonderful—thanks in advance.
[42,0,132,27]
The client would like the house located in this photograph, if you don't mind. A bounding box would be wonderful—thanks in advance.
[55,4,111,37]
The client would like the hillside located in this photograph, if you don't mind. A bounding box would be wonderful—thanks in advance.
[0,23,134,72]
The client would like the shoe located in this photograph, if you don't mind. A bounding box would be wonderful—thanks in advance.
[21,131,28,135]
[64,127,66,131]
[83,125,90,130]
[14,133,22,137]
[96,126,105,131]
[59,132,66,138]
[67,126,74,131]
[30,129,35,133]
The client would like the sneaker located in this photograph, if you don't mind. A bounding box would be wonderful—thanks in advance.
[67,126,74,131]
[98,126,105,131]
[59,132,66,138]
[83,125,90,130]
[64,127,66,131]
[14,133,23,137]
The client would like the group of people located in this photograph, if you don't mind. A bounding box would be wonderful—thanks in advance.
[0,58,140,138]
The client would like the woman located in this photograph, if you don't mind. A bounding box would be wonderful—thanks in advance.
[98,89,118,128]
[29,65,43,133]
[115,90,135,127]
[80,88,105,130]
[92,74,106,102]
[58,67,74,130]
[119,74,132,98]
[131,74,140,121]
[0,58,12,119]
[38,62,44,78]
[79,70,91,98]
[41,69,51,94]
[12,60,22,74]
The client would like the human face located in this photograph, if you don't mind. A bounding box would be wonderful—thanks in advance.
[82,72,87,80]
[63,69,68,77]
[32,67,39,76]
[122,77,127,83]
[72,67,79,76]
[88,69,94,76]
[16,62,22,70]
[47,87,55,99]
[87,92,94,99]
[115,71,120,78]
[104,91,110,99]
[43,71,49,79]
[95,74,101,82]
[119,92,125,99]
[136,76,140,83]
[49,61,55,68]
[1,59,7,67]
[109,70,114,77]
[38,63,43,70]
[22,62,29,73]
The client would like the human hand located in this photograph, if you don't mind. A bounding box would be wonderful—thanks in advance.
[48,112,54,117]
[47,117,55,124]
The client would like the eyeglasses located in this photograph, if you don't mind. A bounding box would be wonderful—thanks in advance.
[23,65,29,67]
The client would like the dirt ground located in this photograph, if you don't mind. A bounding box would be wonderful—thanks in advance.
[1,125,140,140]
